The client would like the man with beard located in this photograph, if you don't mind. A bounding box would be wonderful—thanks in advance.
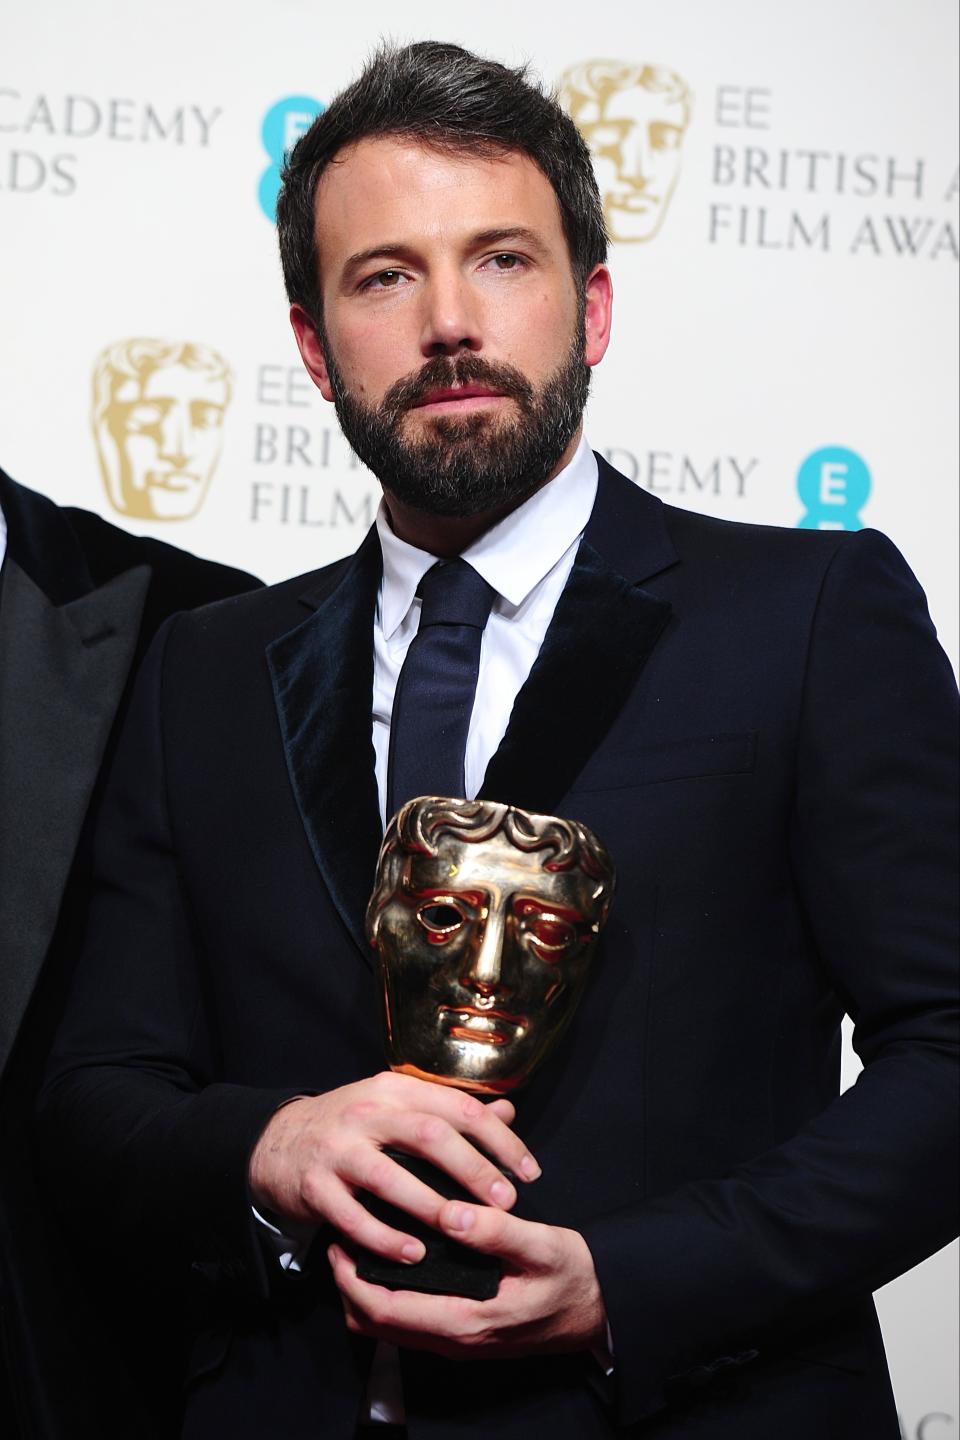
[39,41,958,1440]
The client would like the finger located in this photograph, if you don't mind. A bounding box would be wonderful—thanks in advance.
[322,1183,426,1265]
[437,1201,557,1269]
[328,1242,483,1342]
[384,1112,521,1209]
[339,1144,468,1228]
[382,1081,540,1184]
[485,1098,516,1125]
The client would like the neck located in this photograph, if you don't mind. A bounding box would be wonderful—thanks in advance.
[382,430,581,557]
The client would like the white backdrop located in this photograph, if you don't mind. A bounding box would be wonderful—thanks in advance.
[2,3,957,1433]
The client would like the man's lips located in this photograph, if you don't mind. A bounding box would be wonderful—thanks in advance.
[411,385,507,412]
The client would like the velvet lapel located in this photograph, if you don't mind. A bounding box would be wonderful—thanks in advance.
[479,458,677,814]
[0,557,149,1079]
[267,527,383,967]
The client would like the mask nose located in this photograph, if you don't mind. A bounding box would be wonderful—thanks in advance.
[157,403,190,468]
[461,903,511,999]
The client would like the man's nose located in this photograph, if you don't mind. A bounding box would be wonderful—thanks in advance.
[462,907,511,998]
[419,269,483,358]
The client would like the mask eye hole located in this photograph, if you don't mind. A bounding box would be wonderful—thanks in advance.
[528,917,575,954]
[416,902,465,937]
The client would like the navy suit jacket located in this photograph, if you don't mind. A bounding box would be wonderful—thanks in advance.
[39,459,959,1438]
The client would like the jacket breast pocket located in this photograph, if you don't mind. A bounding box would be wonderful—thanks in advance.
[569,731,758,794]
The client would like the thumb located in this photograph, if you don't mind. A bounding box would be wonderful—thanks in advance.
[438,1200,552,1268]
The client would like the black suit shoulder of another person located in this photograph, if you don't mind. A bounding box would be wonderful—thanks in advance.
[0,467,262,1440]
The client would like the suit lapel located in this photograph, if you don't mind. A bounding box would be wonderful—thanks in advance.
[267,528,383,967]
[0,558,150,1077]
[480,458,677,813]
[266,460,676,961]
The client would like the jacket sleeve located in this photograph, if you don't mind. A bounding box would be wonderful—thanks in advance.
[36,614,302,1296]
[579,528,959,1424]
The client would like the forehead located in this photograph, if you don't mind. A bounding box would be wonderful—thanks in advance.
[406,830,598,910]
[112,365,226,406]
[313,135,567,272]
[583,86,687,128]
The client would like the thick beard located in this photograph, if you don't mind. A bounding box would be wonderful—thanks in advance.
[323,332,591,518]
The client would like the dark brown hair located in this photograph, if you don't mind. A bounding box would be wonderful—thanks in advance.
[276,40,608,324]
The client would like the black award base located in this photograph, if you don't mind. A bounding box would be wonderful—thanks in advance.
[356,1148,503,1300]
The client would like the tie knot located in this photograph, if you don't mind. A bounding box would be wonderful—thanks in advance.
[418,558,495,630]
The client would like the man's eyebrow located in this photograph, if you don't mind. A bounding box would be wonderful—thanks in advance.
[341,243,415,280]
[468,226,549,254]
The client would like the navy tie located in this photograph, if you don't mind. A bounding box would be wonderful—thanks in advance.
[387,559,495,818]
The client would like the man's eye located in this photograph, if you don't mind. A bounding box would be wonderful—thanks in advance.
[416,902,466,937]
[483,253,524,272]
[364,270,405,290]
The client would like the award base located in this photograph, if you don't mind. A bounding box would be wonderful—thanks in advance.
[356,1148,503,1301]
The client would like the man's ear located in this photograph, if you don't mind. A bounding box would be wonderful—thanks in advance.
[582,265,613,369]
[290,303,335,402]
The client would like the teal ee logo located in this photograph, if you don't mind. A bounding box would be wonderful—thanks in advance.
[258,95,323,220]
[797,446,871,530]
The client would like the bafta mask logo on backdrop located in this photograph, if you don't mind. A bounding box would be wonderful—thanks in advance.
[91,339,233,522]
[558,60,692,243]
[796,446,872,531]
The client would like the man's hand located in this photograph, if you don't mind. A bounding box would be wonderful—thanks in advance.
[328,1201,607,1359]
[247,1073,540,1264]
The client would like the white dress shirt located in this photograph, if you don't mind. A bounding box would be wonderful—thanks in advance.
[372,434,598,825]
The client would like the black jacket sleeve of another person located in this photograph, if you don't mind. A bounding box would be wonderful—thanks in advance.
[0,467,261,1440]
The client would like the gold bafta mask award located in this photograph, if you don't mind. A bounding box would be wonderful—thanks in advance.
[357,796,615,1298]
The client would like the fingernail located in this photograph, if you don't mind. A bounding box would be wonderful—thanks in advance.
[490,1179,513,1207]
[401,1241,425,1263]
[520,1154,541,1180]
[448,1205,475,1232]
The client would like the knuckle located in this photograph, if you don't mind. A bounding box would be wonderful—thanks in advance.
[325,1195,356,1233]
[342,1099,379,1125]
[363,1153,393,1192]
[465,1153,491,1187]
[298,1172,326,1213]
[364,1293,392,1328]
[459,1094,484,1121]
[340,1142,369,1179]
[415,1116,446,1147]
[543,1227,564,1269]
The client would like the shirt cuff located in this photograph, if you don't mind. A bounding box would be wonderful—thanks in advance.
[251,1206,317,1273]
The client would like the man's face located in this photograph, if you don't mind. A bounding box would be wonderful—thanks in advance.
[576,85,687,243]
[369,829,605,1094]
[97,363,228,521]
[291,137,611,517]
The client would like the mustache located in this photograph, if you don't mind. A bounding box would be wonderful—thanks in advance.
[381,354,534,420]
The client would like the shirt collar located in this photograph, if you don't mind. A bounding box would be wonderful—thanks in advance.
[376,433,598,640]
